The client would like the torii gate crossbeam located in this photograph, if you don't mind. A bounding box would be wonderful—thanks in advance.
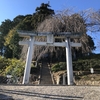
[18,31,81,85]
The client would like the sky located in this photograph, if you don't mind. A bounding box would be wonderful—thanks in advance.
[0,0,100,53]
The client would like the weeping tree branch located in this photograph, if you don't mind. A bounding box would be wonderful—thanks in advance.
[21,9,95,61]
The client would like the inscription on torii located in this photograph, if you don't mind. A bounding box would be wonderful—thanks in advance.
[18,31,81,85]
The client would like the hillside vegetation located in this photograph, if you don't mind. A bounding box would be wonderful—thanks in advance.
[51,54,100,72]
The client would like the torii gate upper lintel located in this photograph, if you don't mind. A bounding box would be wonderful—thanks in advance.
[18,31,82,85]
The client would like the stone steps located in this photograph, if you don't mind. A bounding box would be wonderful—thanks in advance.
[40,63,53,85]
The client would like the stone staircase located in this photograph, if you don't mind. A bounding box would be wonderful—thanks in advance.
[40,63,53,85]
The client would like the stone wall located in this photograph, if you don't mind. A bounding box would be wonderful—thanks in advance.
[52,72,100,85]
[75,80,100,85]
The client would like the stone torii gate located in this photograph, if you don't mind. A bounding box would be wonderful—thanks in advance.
[18,31,81,85]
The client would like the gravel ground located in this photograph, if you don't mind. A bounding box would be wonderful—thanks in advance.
[0,85,100,100]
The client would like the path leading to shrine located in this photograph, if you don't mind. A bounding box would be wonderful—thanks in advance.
[40,63,53,85]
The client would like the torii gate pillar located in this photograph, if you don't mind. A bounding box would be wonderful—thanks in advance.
[22,36,35,84]
[65,37,73,85]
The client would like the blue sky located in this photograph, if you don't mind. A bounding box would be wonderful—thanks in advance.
[0,0,100,23]
[0,0,100,53]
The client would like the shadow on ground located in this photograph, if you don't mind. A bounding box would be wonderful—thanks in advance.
[0,89,83,100]
[0,93,14,100]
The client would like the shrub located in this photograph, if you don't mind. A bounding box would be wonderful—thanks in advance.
[51,57,100,72]
[0,57,25,77]
[4,59,25,77]
[73,59,100,71]
[0,56,9,75]
[51,62,66,72]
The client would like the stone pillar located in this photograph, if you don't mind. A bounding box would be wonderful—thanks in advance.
[65,37,74,85]
[63,73,66,85]
[57,76,60,85]
[22,36,34,84]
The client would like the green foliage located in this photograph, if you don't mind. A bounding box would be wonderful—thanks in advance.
[17,15,33,30]
[4,58,25,77]
[87,35,96,50]
[73,59,100,71]
[0,56,25,77]
[35,3,54,15]
[0,56,8,74]
[13,15,25,26]
[4,46,13,58]
[0,19,14,57]
[51,63,60,72]
[0,19,13,36]
[31,3,55,30]
[0,34,4,55]
[51,62,66,72]
[4,29,21,58]
[51,54,100,72]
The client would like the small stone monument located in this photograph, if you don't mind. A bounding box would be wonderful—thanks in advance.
[90,68,94,74]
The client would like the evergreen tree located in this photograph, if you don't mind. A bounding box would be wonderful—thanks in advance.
[31,3,55,30]
[0,19,13,57]
[17,15,33,31]
[4,29,21,58]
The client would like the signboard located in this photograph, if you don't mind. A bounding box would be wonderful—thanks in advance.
[47,34,54,43]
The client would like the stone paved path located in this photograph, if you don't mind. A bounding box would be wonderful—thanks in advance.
[0,85,100,100]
